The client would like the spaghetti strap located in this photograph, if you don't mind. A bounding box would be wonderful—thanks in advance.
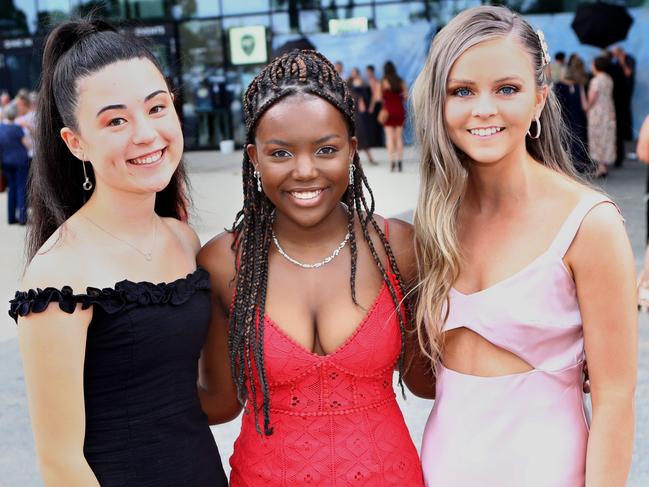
[549,193,619,257]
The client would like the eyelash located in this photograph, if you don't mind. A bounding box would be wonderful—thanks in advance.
[270,146,339,158]
[105,104,167,127]
[451,85,519,97]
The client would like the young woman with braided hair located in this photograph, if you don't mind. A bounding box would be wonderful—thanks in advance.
[198,50,431,485]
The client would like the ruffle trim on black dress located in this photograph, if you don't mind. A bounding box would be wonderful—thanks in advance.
[9,267,210,322]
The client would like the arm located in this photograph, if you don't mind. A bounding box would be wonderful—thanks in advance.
[582,81,598,111]
[636,115,649,163]
[386,218,436,399]
[18,305,100,486]
[401,80,409,101]
[567,202,637,487]
[196,233,243,424]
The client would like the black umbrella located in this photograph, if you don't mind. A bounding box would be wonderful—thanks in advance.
[272,37,316,58]
[571,2,633,49]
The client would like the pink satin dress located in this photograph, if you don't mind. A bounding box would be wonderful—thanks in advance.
[421,194,616,487]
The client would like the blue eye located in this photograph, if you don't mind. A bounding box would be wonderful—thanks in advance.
[453,87,472,97]
[316,146,337,155]
[498,85,518,95]
[271,149,292,158]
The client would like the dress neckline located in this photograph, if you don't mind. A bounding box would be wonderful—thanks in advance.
[264,281,389,359]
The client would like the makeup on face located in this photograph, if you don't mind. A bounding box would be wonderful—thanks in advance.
[444,37,543,165]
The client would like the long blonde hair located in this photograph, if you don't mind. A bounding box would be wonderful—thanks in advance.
[411,6,579,367]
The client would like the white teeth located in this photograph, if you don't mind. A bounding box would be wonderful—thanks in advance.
[291,190,322,200]
[129,150,163,165]
[469,127,502,137]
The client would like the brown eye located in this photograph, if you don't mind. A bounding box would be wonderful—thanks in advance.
[316,146,337,155]
[271,149,292,158]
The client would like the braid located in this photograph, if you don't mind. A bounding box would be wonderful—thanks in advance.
[230,50,408,436]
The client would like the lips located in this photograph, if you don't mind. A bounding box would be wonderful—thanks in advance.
[128,148,165,165]
[468,127,504,137]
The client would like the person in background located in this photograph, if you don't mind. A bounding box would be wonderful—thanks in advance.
[554,61,589,172]
[550,51,566,83]
[0,90,11,119]
[366,64,384,149]
[583,56,616,178]
[15,89,36,163]
[611,46,636,164]
[334,60,344,78]
[0,103,30,224]
[381,61,408,172]
[348,67,377,165]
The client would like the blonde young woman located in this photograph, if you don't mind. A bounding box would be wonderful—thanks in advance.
[411,6,636,486]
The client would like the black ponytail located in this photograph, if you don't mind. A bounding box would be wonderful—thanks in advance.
[27,17,189,262]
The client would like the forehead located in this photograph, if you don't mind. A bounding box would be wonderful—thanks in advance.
[255,94,348,139]
[76,58,167,111]
[448,36,535,82]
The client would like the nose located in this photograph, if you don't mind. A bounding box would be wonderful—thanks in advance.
[292,153,318,180]
[131,114,157,145]
[471,93,497,118]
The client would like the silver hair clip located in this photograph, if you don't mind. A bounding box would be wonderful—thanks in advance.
[536,29,551,67]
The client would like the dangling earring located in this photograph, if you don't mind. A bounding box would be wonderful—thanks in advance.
[527,117,541,139]
[349,163,355,186]
[82,161,93,191]
[254,169,262,192]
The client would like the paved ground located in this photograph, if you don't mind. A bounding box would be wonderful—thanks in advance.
[1,147,647,486]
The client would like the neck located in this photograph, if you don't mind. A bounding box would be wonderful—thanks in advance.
[273,204,349,252]
[81,180,158,235]
[464,147,538,215]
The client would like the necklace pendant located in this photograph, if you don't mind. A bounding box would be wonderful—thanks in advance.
[144,252,152,261]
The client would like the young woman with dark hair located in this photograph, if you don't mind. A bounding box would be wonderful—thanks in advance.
[9,18,227,486]
[197,50,431,486]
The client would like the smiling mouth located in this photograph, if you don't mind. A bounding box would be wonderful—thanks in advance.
[468,127,504,137]
[289,189,324,200]
[128,148,165,165]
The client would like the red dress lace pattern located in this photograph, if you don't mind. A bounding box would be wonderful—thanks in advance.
[230,230,424,486]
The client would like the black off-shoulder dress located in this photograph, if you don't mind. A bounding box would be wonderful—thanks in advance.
[9,267,228,487]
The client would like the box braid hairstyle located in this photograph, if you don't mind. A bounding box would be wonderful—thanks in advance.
[229,49,407,435]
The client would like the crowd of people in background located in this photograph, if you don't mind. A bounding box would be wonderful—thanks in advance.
[336,59,408,172]
[550,46,636,178]
[0,89,36,225]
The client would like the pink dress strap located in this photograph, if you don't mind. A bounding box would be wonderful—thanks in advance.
[548,193,619,257]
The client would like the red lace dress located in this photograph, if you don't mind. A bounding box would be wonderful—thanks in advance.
[230,226,424,486]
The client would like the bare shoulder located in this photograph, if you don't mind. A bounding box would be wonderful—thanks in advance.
[21,222,89,292]
[161,217,201,255]
[368,214,416,284]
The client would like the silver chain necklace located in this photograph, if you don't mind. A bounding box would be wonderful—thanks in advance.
[82,213,158,262]
[271,229,350,269]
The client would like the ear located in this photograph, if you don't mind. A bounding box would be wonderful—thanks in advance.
[246,143,259,170]
[60,127,86,161]
[534,84,549,119]
[349,136,358,160]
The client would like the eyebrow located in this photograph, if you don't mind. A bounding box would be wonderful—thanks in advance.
[95,89,169,117]
[447,76,524,85]
[263,134,341,146]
